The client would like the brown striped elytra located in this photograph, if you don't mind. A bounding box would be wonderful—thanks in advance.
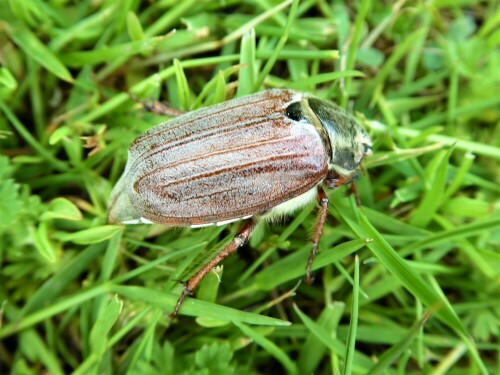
[108,88,371,318]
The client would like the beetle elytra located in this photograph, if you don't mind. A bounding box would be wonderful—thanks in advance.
[108,89,371,318]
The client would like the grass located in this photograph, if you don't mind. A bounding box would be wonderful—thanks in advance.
[0,0,499,374]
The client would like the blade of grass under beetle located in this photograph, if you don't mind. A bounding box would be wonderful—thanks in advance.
[255,239,366,290]
[334,205,488,374]
[342,255,360,375]
[367,311,430,375]
[233,321,298,375]
[111,285,290,326]
[21,242,107,315]
[73,307,153,375]
[293,304,373,373]
[297,302,345,375]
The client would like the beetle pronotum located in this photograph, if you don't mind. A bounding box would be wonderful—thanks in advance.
[108,89,372,318]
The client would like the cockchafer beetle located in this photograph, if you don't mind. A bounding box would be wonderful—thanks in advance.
[108,88,372,318]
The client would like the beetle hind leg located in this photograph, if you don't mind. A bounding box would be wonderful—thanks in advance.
[305,186,329,285]
[169,218,257,319]
[127,92,186,117]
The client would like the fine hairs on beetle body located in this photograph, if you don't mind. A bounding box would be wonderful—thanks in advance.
[108,88,372,318]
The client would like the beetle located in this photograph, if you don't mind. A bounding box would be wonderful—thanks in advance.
[108,88,372,318]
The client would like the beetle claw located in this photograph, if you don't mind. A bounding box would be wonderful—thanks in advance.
[169,287,192,320]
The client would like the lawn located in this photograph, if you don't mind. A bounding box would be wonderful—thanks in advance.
[0,0,499,374]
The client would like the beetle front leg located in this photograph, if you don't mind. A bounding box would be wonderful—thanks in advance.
[170,218,257,319]
[325,172,355,189]
[325,172,361,206]
[305,186,329,285]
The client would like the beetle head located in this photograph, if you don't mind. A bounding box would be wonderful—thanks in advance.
[287,97,372,178]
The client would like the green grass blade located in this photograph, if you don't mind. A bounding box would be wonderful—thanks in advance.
[255,239,366,290]
[337,206,465,334]
[342,255,360,375]
[368,312,430,375]
[111,285,290,326]
[233,321,298,375]
[6,18,72,82]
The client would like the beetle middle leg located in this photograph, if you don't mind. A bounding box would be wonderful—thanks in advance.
[305,186,329,285]
[170,218,257,319]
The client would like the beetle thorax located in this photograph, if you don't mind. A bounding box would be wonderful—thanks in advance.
[327,123,371,177]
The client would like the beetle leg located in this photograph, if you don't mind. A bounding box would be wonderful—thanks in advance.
[127,92,186,117]
[170,218,257,319]
[325,172,355,189]
[305,186,329,285]
[325,172,361,207]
